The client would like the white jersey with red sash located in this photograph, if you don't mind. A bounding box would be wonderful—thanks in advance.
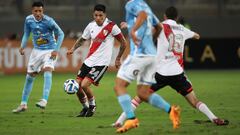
[82,18,122,67]
[156,19,195,76]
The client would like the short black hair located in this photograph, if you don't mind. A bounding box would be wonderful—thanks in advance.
[32,1,44,8]
[94,4,106,13]
[165,6,178,20]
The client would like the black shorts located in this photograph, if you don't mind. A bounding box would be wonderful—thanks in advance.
[150,72,193,96]
[76,63,108,86]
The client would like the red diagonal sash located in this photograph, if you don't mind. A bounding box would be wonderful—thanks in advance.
[163,24,184,68]
[87,22,115,58]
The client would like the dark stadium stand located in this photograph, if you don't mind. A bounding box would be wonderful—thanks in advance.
[0,0,240,38]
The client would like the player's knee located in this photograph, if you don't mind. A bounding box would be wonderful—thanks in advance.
[27,72,38,77]
[113,85,121,94]
[43,67,53,72]
[137,91,149,102]
[81,84,88,90]
[113,86,118,92]
[76,79,82,86]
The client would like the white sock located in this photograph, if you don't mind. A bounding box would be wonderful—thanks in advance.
[115,98,141,125]
[196,101,217,121]
[88,97,96,106]
[81,96,89,108]
[82,102,89,108]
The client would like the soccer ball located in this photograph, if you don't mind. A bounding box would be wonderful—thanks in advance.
[63,79,79,94]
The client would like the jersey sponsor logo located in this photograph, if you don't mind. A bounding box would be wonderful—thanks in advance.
[36,37,49,45]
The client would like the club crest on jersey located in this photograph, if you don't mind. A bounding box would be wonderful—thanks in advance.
[103,29,108,36]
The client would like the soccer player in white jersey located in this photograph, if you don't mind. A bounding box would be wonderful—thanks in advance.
[67,4,126,117]
[114,6,229,126]
[114,0,180,133]
[12,1,64,113]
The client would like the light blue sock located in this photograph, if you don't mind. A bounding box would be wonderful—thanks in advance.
[42,71,52,101]
[21,74,35,104]
[149,93,171,113]
[118,94,135,119]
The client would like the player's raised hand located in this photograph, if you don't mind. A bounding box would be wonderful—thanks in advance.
[67,48,74,55]
[50,51,58,60]
[120,22,128,29]
[19,47,25,55]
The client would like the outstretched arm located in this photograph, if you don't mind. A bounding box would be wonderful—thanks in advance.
[193,32,200,40]
[67,36,87,55]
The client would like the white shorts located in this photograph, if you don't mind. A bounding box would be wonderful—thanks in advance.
[27,49,57,73]
[117,55,156,85]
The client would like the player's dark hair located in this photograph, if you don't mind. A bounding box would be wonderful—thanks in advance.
[32,1,44,8]
[165,6,178,20]
[94,4,106,13]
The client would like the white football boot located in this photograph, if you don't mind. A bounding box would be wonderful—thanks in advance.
[12,104,27,113]
[36,99,47,109]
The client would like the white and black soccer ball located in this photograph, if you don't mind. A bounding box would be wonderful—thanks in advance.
[63,79,79,94]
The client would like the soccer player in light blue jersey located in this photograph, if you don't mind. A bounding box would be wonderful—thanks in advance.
[114,0,180,133]
[12,1,64,113]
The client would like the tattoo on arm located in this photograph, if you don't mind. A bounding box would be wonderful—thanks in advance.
[73,37,86,51]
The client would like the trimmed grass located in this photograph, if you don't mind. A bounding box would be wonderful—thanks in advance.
[0,70,240,135]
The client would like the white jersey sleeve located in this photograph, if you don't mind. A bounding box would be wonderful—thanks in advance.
[82,23,91,40]
[111,24,121,36]
[182,26,195,40]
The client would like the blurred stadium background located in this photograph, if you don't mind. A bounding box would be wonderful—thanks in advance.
[0,0,240,74]
[0,1,240,135]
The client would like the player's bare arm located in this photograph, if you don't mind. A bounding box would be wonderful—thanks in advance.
[120,22,128,29]
[193,33,200,40]
[114,34,127,68]
[67,37,86,55]
[131,11,147,45]
[152,23,162,43]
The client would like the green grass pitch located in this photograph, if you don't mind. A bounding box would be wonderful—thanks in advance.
[0,70,240,135]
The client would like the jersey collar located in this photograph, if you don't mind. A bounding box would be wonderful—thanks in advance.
[32,14,45,22]
[163,19,177,25]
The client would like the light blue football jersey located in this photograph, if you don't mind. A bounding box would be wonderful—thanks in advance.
[21,14,64,51]
[125,0,159,56]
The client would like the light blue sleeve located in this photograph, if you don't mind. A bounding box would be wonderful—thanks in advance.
[152,14,160,26]
[20,19,30,48]
[50,19,64,51]
[126,2,144,16]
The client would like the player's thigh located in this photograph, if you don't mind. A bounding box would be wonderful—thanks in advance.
[86,65,108,86]
[137,57,156,85]
[27,49,45,73]
[117,56,137,83]
[169,73,193,96]
[42,50,57,70]
[150,73,168,92]
[117,56,154,83]
[76,63,92,81]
